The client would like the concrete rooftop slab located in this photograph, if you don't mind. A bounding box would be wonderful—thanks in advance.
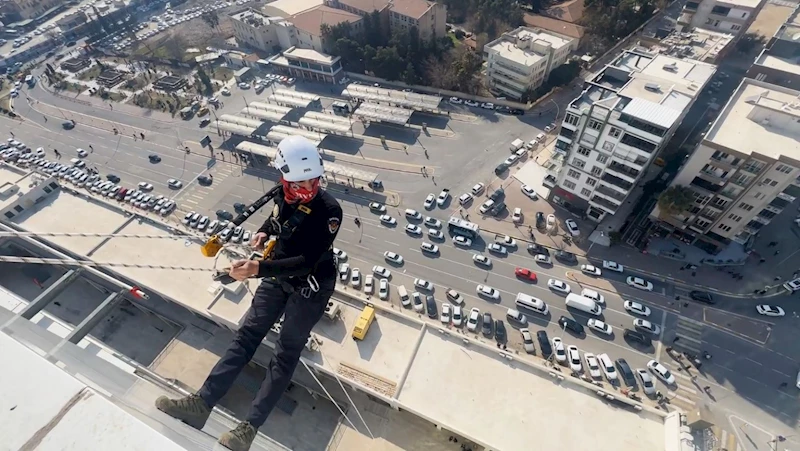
[396,329,666,451]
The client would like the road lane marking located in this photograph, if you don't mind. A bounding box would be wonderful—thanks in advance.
[745,357,762,366]
[667,393,695,406]
[772,368,791,377]
[386,241,399,246]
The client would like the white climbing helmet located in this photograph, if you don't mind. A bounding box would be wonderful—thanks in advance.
[273,136,324,182]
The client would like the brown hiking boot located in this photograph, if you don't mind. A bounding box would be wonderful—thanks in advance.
[155,394,211,430]
[218,421,257,451]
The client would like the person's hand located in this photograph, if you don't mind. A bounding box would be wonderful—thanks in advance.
[229,260,258,281]
[251,232,268,250]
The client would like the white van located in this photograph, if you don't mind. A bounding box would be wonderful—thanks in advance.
[580,288,605,305]
[510,138,525,151]
[404,209,422,220]
[565,293,602,316]
[397,285,410,307]
[506,308,527,324]
[515,292,548,315]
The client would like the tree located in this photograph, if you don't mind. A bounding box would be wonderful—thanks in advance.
[201,11,220,30]
[657,185,695,216]
[403,61,419,85]
[736,32,766,54]
[196,67,213,95]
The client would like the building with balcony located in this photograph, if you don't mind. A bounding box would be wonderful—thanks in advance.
[484,26,578,100]
[267,46,345,83]
[650,78,800,253]
[549,50,715,222]
[677,0,764,36]
[746,6,800,89]
[324,0,447,42]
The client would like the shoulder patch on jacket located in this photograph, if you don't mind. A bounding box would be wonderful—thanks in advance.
[327,217,340,234]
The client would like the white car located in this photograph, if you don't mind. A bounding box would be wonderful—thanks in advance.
[512,208,522,223]
[473,254,491,267]
[420,242,439,254]
[380,215,396,226]
[567,346,582,373]
[584,353,602,378]
[182,211,196,225]
[350,268,361,288]
[424,216,442,228]
[521,184,538,200]
[465,99,480,107]
[467,308,481,332]
[424,193,435,209]
[552,337,566,363]
[70,158,85,168]
[636,369,656,396]
[76,148,88,158]
[627,276,654,291]
[405,224,422,236]
[446,289,465,306]
[587,319,612,335]
[384,251,403,264]
[414,278,433,291]
[138,181,154,191]
[521,328,535,354]
[634,319,661,335]
[372,265,391,278]
[412,292,424,312]
[338,263,350,282]
[458,193,473,205]
[496,235,516,247]
[565,219,580,237]
[546,214,556,230]
[476,284,500,300]
[602,260,624,272]
[598,353,618,382]
[471,183,485,195]
[580,264,601,276]
[436,189,450,206]
[428,228,444,240]
[623,300,651,317]
[451,305,463,327]
[449,97,463,104]
[368,202,386,213]
[756,305,785,317]
[547,279,571,294]
[487,243,507,255]
[333,247,347,261]
[647,360,676,385]
[534,254,552,265]
[479,199,495,214]
[440,303,451,324]
[167,179,183,189]
[453,235,472,247]
[364,275,374,295]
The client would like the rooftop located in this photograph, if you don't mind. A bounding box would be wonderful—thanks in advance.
[283,46,340,64]
[333,0,391,13]
[291,5,362,36]
[262,0,324,17]
[523,13,586,39]
[717,0,763,9]
[755,54,800,76]
[389,0,435,19]
[651,28,735,63]
[487,27,574,67]
[231,8,288,27]
[545,0,586,23]
[705,78,800,162]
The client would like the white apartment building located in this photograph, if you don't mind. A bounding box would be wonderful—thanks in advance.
[547,50,715,223]
[650,78,800,253]
[677,0,764,35]
[485,27,578,100]
[230,9,297,53]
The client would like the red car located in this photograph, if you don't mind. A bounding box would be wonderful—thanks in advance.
[515,267,537,282]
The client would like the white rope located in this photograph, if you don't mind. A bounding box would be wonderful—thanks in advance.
[299,358,363,437]
[0,255,214,272]
[324,349,376,439]
[0,231,194,239]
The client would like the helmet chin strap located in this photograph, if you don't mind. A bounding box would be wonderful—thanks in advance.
[281,177,320,203]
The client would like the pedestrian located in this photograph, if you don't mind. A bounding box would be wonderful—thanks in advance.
[156,136,342,451]
[10,132,14,138]
[780,382,788,388]
[759,258,766,264]
[775,250,781,256]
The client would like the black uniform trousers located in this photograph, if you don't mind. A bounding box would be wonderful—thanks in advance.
[197,274,335,428]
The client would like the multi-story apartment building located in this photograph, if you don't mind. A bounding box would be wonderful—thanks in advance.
[547,50,715,222]
[230,9,298,53]
[324,0,446,41]
[291,5,363,52]
[650,78,800,253]
[677,0,764,36]
[746,5,800,89]
[484,27,578,100]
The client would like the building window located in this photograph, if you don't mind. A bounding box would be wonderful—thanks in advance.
[587,119,602,130]
[577,146,591,157]
[49,182,58,189]
[711,5,731,15]
[567,169,581,179]
[718,224,732,232]
[730,173,752,186]
[728,213,742,222]
[13,205,23,213]
[608,127,621,138]
[761,178,778,187]
[581,188,592,197]
[738,202,754,211]
[712,197,728,208]
[776,164,794,174]
[43,186,52,193]
[3,212,13,219]
[571,158,586,169]
[564,114,579,126]
[563,180,577,190]
[620,133,657,153]
[586,177,597,187]
[596,154,608,164]
[696,218,711,228]
[731,24,741,31]
[590,166,603,176]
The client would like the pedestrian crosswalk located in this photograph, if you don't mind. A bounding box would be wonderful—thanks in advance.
[673,317,704,355]
[174,163,236,216]
[661,363,701,412]
[717,427,744,451]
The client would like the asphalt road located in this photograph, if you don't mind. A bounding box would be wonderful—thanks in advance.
[10,72,800,447]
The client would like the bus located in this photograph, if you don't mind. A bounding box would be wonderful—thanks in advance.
[447,217,479,240]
